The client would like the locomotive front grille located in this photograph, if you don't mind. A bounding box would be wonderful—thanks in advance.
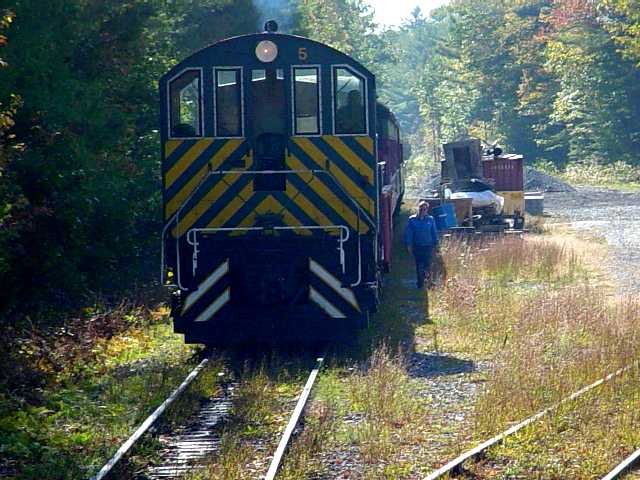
[233,250,309,306]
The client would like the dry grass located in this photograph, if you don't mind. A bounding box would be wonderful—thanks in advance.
[475,290,640,435]
[426,230,640,479]
[348,346,419,427]
[279,345,431,479]
[278,400,338,479]
[347,345,426,475]
[426,235,587,357]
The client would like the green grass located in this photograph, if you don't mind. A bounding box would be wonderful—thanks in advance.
[278,207,442,479]
[279,345,433,480]
[190,359,308,479]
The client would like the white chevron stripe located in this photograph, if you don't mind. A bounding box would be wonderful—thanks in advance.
[309,287,346,318]
[194,288,230,323]
[182,260,229,314]
[309,259,360,312]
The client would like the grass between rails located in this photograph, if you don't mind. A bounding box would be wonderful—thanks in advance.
[279,347,432,480]
[189,358,310,480]
[0,300,217,480]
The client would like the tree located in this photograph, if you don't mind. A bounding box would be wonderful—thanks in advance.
[600,0,640,65]
[0,0,260,321]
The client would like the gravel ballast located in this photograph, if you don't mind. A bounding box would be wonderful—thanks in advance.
[545,186,640,294]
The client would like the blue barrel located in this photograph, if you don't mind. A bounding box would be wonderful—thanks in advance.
[432,203,457,230]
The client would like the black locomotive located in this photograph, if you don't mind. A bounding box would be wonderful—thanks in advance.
[159,22,406,345]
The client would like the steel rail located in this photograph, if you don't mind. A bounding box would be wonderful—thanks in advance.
[601,448,640,480]
[264,356,325,480]
[91,356,210,480]
[424,360,639,480]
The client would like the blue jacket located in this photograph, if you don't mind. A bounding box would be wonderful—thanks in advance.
[404,214,439,247]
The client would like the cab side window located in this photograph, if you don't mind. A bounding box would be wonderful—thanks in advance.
[169,69,202,138]
[293,67,320,135]
[215,68,243,137]
[333,67,366,135]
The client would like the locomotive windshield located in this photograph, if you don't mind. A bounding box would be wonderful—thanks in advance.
[215,68,242,137]
[293,67,320,135]
[251,68,287,191]
[250,68,286,138]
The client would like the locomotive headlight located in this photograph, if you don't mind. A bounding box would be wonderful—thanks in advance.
[256,40,278,62]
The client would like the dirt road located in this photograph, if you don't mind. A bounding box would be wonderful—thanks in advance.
[545,187,640,294]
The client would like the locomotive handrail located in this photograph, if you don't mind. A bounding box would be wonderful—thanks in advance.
[170,167,375,289]
[314,169,370,286]
[173,168,219,290]
[186,225,351,277]
[201,169,371,287]
[160,213,179,288]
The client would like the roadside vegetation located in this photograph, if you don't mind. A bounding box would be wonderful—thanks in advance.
[277,214,639,479]
[424,231,640,478]
[535,160,640,190]
[0,301,215,479]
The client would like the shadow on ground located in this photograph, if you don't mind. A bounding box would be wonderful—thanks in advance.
[407,351,476,378]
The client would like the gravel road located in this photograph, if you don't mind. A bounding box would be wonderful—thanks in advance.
[544,187,640,294]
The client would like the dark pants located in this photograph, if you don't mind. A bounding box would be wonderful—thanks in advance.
[414,245,434,288]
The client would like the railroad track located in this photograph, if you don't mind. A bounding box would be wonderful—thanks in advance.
[264,356,324,480]
[92,356,213,480]
[424,361,640,480]
[92,354,325,480]
[602,449,640,480]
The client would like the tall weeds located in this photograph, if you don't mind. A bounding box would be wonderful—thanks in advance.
[347,345,426,475]
[432,236,584,355]
[432,232,640,477]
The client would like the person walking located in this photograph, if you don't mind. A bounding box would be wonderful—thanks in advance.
[404,200,439,289]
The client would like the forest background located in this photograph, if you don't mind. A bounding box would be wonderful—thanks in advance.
[0,0,639,325]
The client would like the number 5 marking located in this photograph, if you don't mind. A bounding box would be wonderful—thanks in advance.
[298,47,308,61]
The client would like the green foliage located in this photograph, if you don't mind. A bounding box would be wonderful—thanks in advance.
[0,0,259,321]
[0,304,202,480]
[537,159,640,186]
[545,6,640,164]
[389,0,640,169]
[296,0,380,65]
[601,0,640,66]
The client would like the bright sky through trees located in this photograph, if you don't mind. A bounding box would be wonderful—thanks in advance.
[367,0,449,27]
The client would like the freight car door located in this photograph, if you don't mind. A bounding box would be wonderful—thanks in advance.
[249,68,287,191]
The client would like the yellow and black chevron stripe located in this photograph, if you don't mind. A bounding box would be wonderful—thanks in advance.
[163,138,249,221]
[163,135,376,238]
